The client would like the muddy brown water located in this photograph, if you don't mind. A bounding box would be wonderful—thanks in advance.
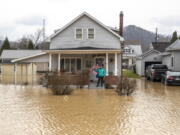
[0,75,180,135]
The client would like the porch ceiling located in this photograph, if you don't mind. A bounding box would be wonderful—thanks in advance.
[44,49,121,54]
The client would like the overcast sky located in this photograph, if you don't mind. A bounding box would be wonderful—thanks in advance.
[0,0,180,41]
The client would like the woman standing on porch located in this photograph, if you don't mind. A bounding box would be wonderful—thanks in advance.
[96,64,106,87]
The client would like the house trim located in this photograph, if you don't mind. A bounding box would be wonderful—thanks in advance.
[45,49,121,54]
[11,52,47,63]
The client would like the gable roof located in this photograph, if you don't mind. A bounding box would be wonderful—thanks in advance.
[141,49,161,58]
[11,52,47,63]
[1,50,43,60]
[151,42,171,52]
[50,12,124,41]
[166,39,180,51]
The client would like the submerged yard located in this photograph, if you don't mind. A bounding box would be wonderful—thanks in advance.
[0,75,180,135]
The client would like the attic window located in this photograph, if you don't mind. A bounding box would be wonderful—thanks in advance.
[88,28,95,39]
[75,28,83,39]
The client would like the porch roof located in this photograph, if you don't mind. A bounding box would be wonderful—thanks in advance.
[44,49,121,54]
[10,49,121,63]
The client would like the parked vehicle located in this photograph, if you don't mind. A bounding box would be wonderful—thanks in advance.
[146,64,168,81]
[161,71,180,86]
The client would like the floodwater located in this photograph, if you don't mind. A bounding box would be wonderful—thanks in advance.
[0,75,180,135]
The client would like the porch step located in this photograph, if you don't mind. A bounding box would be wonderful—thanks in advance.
[88,82,105,89]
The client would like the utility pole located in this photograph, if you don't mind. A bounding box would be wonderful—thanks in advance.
[43,19,46,41]
[155,28,158,44]
[119,11,124,93]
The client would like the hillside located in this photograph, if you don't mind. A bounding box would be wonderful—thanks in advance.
[124,25,170,46]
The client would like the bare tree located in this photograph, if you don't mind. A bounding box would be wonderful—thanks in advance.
[17,36,30,49]
[14,29,43,49]
[29,29,43,48]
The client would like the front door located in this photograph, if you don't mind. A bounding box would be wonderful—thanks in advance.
[95,57,105,66]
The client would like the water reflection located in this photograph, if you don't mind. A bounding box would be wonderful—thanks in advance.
[0,76,180,135]
[0,74,43,85]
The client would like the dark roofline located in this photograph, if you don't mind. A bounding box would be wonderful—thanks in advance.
[50,47,120,50]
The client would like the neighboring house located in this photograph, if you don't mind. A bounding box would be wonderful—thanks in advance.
[136,42,171,76]
[162,40,180,71]
[123,40,142,69]
[0,50,47,75]
[0,12,123,78]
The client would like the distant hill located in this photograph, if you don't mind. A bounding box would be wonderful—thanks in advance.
[123,25,170,52]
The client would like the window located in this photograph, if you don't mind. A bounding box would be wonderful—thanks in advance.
[60,59,64,70]
[60,58,81,72]
[65,59,70,71]
[88,28,94,39]
[71,59,76,73]
[124,49,131,53]
[171,57,174,67]
[75,28,83,39]
[85,59,92,68]
[77,58,81,71]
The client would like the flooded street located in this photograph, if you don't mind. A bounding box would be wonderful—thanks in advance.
[0,76,180,135]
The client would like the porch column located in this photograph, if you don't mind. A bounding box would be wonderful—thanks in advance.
[14,63,17,85]
[115,52,118,76]
[58,53,61,72]
[49,53,52,72]
[106,53,109,76]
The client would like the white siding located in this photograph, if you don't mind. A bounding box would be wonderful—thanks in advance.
[162,55,172,70]
[136,59,142,76]
[50,15,121,49]
[21,54,49,63]
[173,51,180,71]
[142,51,162,62]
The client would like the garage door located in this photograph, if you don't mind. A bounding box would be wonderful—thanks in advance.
[145,61,162,72]
[37,63,48,72]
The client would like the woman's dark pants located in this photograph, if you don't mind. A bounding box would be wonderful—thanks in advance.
[97,77,104,87]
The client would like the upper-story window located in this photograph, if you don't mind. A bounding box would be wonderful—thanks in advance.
[124,48,134,54]
[88,28,95,39]
[124,49,131,53]
[75,28,83,39]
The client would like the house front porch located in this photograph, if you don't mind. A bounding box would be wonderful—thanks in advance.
[45,49,121,77]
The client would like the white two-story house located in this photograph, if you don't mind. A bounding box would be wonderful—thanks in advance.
[0,12,124,78]
[123,40,142,69]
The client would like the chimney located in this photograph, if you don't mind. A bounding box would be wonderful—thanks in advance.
[119,11,124,37]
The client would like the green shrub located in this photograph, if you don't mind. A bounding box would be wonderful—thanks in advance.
[123,69,140,78]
